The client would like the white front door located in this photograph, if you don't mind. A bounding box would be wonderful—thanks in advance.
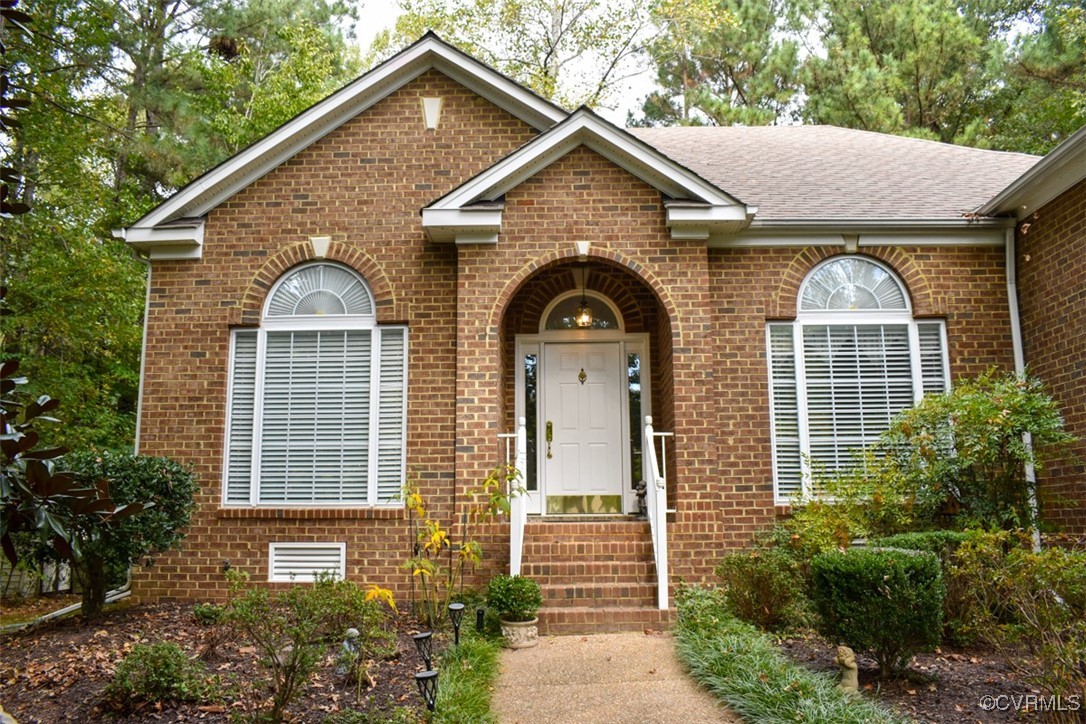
[541,342,625,514]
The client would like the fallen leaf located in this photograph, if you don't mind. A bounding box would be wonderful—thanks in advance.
[198,705,226,713]
[907,689,916,696]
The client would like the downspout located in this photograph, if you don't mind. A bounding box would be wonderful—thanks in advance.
[1004,227,1041,551]
[114,226,151,456]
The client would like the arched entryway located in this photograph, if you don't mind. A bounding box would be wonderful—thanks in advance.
[500,258,674,516]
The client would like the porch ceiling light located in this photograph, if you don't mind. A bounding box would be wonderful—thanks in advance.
[415,670,439,712]
[575,264,593,328]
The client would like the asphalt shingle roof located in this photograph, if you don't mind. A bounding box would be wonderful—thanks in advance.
[628,125,1038,221]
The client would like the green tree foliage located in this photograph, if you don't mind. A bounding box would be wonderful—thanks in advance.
[62,451,197,616]
[1,0,360,451]
[635,0,798,126]
[368,0,652,109]
[795,0,1012,145]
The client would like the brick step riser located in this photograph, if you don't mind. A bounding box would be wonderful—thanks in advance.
[523,569,656,584]
[521,543,654,556]
[537,607,671,636]
[541,583,658,608]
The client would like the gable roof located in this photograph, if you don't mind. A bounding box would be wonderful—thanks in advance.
[978,124,1086,219]
[630,125,1038,223]
[114,33,567,257]
[422,108,753,243]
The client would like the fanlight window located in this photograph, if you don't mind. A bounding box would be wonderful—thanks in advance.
[543,292,622,331]
[768,257,947,502]
[266,264,374,317]
[800,257,908,311]
[225,263,406,507]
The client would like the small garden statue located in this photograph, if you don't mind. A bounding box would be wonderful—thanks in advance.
[335,628,361,677]
[835,645,859,695]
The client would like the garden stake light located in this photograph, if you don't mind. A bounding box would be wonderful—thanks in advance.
[413,631,434,670]
[476,607,485,632]
[415,670,438,712]
[448,602,465,646]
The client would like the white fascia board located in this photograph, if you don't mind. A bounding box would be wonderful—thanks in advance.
[132,36,566,230]
[421,208,503,243]
[710,220,1007,248]
[116,222,205,259]
[429,111,745,211]
[978,125,1086,219]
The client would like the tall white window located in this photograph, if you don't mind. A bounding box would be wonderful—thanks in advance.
[224,263,407,506]
[767,257,948,502]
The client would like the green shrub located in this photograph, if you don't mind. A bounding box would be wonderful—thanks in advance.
[485,574,542,622]
[715,547,808,631]
[941,529,1029,644]
[872,531,969,559]
[105,641,216,709]
[812,547,945,674]
[225,570,396,722]
[674,586,904,723]
[193,602,225,625]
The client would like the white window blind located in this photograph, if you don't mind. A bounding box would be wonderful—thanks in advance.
[223,263,406,507]
[767,258,949,502]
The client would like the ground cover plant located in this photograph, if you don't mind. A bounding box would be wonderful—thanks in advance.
[674,585,904,723]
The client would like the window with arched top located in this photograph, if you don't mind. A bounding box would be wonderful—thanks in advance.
[224,263,406,506]
[767,257,948,501]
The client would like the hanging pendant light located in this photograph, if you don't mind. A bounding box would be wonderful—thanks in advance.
[575,264,593,328]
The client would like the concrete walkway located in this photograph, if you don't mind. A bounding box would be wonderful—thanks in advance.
[491,631,737,723]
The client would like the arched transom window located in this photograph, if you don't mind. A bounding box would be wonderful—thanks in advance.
[224,263,406,506]
[767,257,948,501]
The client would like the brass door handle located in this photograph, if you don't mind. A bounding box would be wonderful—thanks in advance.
[545,420,553,459]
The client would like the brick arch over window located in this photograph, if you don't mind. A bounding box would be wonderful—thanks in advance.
[489,247,681,343]
[769,247,944,320]
[235,241,400,326]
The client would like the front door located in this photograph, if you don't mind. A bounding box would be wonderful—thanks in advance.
[541,342,625,514]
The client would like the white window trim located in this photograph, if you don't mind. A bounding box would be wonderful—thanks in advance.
[222,264,407,508]
[769,258,949,504]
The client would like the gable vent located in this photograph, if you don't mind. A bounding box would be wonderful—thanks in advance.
[268,542,346,582]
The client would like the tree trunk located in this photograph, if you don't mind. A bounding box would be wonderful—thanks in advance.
[79,554,108,620]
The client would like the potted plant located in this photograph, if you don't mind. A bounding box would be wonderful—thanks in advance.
[486,574,543,648]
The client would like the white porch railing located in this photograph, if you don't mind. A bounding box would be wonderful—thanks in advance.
[643,415,672,610]
[499,417,528,575]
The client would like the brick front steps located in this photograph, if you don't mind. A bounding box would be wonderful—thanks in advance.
[520,517,672,635]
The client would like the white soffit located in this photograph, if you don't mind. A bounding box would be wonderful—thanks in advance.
[978,124,1086,220]
[123,33,567,239]
[710,218,1011,248]
[423,109,751,242]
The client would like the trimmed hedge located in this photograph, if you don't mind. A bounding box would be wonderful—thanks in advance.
[871,531,969,559]
[715,547,808,631]
[812,547,945,673]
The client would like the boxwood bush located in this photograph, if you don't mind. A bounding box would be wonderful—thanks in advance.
[812,547,945,674]
[715,547,808,631]
[871,531,969,560]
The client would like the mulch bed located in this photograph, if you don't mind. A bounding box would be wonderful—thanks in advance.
[779,630,1076,723]
[0,601,429,722]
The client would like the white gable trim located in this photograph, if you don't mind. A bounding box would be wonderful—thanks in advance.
[978,124,1086,219]
[423,109,751,243]
[117,33,567,256]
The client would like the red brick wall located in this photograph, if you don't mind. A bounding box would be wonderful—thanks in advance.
[1017,179,1086,534]
[134,70,536,602]
[704,245,1015,568]
[134,65,1025,605]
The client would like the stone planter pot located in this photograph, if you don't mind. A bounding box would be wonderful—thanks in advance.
[499,617,539,649]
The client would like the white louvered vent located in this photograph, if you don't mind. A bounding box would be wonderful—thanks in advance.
[268,542,346,582]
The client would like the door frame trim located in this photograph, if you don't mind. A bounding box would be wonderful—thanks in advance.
[515,331,651,515]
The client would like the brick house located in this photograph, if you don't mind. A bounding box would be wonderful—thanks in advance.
[116,34,1082,632]
[980,125,1086,536]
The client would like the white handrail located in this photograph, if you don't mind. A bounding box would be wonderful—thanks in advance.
[643,415,670,610]
[500,417,528,575]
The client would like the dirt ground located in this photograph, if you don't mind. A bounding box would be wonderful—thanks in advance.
[780,630,1083,723]
[0,601,426,723]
